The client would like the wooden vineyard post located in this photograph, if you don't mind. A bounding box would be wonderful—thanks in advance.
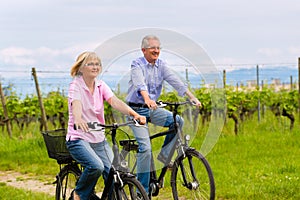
[290,75,293,91]
[298,57,300,122]
[223,69,226,89]
[0,82,12,138]
[256,65,261,122]
[32,68,48,131]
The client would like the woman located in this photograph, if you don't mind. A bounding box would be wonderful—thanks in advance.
[66,51,146,200]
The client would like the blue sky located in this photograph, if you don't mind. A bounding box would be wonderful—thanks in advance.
[1,0,300,74]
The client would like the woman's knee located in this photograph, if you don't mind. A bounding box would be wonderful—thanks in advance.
[86,164,103,178]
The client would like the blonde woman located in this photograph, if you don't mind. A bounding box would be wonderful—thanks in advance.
[66,51,146,200]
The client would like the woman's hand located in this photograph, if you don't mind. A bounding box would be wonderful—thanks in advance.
[74,119,89,132]
[134,115,146,125]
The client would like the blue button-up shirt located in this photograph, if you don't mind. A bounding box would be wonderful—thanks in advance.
[126,56,188,104]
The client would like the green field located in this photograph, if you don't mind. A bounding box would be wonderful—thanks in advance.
[0,111,299,199]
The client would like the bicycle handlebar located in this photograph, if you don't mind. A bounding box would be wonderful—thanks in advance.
[73,118,143,131]
[134,100,194,109]
[156,100,193,107]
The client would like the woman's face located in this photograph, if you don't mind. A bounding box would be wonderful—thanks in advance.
[80,58,101,79]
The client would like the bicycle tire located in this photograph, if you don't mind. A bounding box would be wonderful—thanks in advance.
[113,176,149,200]
[55,163,81,200]
[171,148,215,200]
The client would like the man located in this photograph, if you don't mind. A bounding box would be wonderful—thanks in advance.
[126,35,201,194]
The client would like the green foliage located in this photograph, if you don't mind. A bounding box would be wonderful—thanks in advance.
[194,87,212,110]
[260,87,299,113]
[1,85,300,198]
[44,91,68,117]
[0,183,53,200]
[0,110,299,199]
[1,86,299,133]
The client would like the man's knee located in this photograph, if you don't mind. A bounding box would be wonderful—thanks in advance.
[138,141,151,153]
[176,115,184,124]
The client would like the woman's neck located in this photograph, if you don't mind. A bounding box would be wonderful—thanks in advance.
[83,76,95,94]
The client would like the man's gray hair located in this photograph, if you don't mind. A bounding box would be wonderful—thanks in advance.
[141,35,161,48]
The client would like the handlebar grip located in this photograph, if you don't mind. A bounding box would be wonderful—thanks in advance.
[73,122,98,130]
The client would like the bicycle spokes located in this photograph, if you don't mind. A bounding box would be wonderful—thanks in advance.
[171,150,215,200]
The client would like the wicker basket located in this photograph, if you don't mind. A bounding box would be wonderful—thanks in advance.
[42,129,73,164]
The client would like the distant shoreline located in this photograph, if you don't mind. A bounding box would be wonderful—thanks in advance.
[2,66,298,98]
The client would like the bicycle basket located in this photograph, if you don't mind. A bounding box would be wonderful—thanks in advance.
[42,129,73,164]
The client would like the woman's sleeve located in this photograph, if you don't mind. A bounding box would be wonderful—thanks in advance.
[68,82,81,102]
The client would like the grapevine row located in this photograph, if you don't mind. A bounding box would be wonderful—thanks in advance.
[0,86,298,136]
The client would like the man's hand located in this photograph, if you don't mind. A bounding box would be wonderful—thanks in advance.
[185,90,202,108]
[190,97,202,107]
[140,90,157,109]
[145,99,157,109]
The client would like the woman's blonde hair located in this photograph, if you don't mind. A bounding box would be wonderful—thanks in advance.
[70,51,102,77]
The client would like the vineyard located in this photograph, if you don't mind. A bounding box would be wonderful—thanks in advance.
[1,70,300,199]
[1,83,299,137]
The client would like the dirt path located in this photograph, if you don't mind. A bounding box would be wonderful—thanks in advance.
[0,170,55,196]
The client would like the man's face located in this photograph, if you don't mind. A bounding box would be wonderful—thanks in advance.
[142,39,161,64]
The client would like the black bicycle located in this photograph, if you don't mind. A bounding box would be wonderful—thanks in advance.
[42,120,149,200]
[119,101,215,200]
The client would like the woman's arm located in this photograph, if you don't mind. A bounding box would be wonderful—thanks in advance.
[72,100,89,132]
[107,95,146,124]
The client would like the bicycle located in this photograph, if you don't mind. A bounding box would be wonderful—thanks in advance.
[42,120,149,200]
[119,101,215,200]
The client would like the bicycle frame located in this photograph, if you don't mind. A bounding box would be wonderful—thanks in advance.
[120,101,215,200]
[121,101,192,196]
[150,102,190,196]
[101,122,134,200]
[67,120,149,200]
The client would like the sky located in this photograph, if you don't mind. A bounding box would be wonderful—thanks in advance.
[0,0,300,76]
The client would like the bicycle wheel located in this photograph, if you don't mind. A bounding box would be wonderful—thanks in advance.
[171,148,215,200]
[55,163,81,200]
[113,176,149,200]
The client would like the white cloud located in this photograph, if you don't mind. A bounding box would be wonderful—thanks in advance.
[0,47,33,57]
[0,41,98,68]
[0,47,35,65]
[257,48,282,57]
[288,46,300,55]
[0,0,299,70]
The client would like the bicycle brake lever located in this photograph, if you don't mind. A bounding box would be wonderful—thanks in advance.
[74,122,104,131]
[190,100,197,106]
[87,122,105,131]
[156,101,167,108]
[87,122,97,129]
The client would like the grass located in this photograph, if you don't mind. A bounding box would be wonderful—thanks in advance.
[0,111,299,199]
[208,112,300,199]
[0,182,53,200]
[0,125,58,176]
[210,131,299,199]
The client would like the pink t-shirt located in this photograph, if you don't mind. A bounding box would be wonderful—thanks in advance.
[67,76,114,143]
